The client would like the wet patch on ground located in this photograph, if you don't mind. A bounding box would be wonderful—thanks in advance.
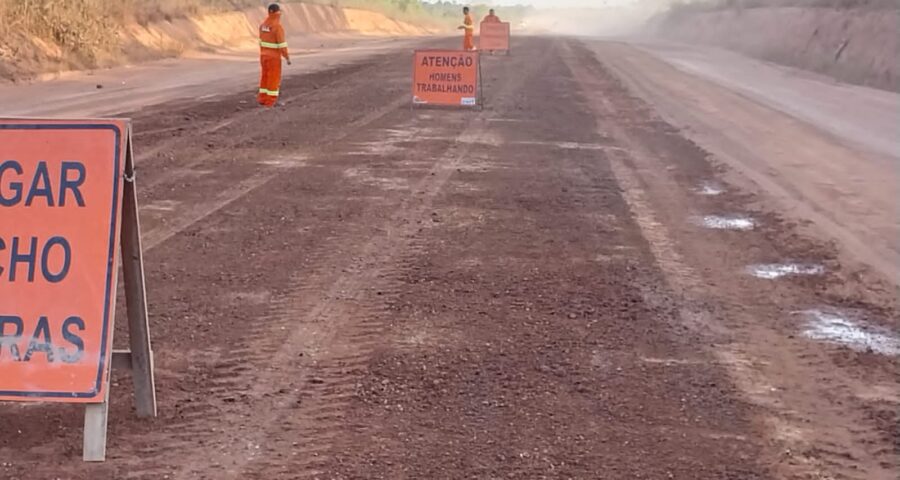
[798,309,900,356]
[746,263,825,279]
[696,214,756,230]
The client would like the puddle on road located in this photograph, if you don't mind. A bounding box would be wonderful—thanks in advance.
[142,200,180,212]
[594,253,627,264]
[487,118,523,123]
[747,263,824,279]
[347,142,404,156]
[697,183,724,196]
[342,167,409,191]
[259,155,307,168]
[696,215,755,230]
[512,140,622,152]
[799,310,900,356]
[640,357,704,366]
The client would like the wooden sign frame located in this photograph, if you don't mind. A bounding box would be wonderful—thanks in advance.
[85,129,157,461]
[0,120,156,462]
[479,21,511,55]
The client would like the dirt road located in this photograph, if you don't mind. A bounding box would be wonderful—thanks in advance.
[0,35,436,118]
[0,36,897,480]
[591,40,900,288]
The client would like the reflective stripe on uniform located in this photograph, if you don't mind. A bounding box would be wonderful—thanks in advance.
[258,88,280,97]
[260,41,288,48]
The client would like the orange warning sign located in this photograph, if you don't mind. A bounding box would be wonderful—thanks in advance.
[479,22,510,51]
[413,50,480,107]
[0,118,128,403]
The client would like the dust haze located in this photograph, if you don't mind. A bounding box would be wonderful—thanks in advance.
[520,0,676,37]
[518,0,898,93]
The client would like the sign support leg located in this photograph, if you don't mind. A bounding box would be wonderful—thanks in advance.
[478,54,485,110]
[83,388,110,462]
[83,132,157,462]
[121,134,157,418]
[83,338,112,463]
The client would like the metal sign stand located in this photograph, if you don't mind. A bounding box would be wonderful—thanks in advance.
[477,53,485,110]
[83,129,157,462]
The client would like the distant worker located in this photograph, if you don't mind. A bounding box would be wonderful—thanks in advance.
[482,9,502,55]
[258,3,291,107]
[459,6,475,51]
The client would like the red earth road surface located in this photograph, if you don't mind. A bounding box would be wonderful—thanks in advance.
[0,36,897,480]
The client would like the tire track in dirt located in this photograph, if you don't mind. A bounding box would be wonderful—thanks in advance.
[563,38,899,480]
[6,36,892,480]
[126,107,418,479]
[0,43,429,480]
[77,38,553,479]
[134,57,406,174]
[313,38,767,479]
[222,39,555,480]
[137,92,409,252]
[130,61,375,162]
[124,53,417,253]
[591,42,899,288]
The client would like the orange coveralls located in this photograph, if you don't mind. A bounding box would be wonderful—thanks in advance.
[481,14,502,53]
[258,12,290,107]
[462,13,475,51]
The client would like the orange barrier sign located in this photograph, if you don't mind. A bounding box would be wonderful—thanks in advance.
[479,22,510,51]
[0,119,127,403]
[413,50,481,107]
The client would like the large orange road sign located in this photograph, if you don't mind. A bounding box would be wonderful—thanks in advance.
[413,50,481,108]
[0,119,126,402]
[0,118,156,461]
[479,22,510,52]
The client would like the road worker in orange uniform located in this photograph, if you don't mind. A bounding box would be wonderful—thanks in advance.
[483,8,501,23]
[459,6,475,51]
[482,9,501,54]
[258,3,291,107]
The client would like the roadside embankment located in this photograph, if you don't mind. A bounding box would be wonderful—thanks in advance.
[648,2,899,92]
[0,1,436,82]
